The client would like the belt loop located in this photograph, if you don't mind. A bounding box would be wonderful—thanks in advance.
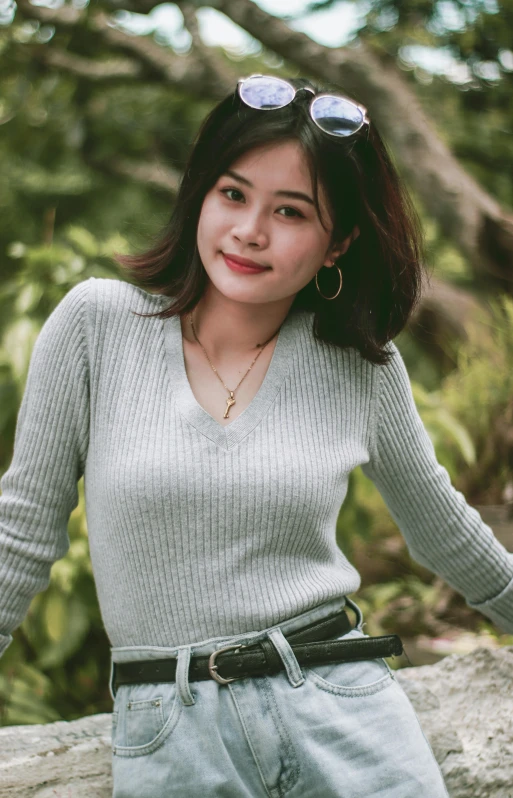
[176,646,195,706]
[109,657,117,701]
[344,596,364,631]
[266,628,305,688]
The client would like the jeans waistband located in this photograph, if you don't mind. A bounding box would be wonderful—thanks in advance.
[108,595,364,702]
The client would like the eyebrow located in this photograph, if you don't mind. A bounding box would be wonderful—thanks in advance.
[222,169,315,206]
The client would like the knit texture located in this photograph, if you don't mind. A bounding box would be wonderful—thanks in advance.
[1,277,512,657]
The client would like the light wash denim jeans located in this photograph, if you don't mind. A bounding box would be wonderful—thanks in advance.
[109,595,449,797]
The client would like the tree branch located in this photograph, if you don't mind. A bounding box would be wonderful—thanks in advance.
[15,0,513,293]
[15,0,86,25]
[186,0,513,292]
[15,0,234,99]
[175,0,236,88]
[32,47,142,81]
[87,155,181,193]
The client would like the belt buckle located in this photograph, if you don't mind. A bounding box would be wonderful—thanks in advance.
[208,643,248,684]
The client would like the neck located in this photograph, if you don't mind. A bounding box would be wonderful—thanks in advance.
[181,287,295,359]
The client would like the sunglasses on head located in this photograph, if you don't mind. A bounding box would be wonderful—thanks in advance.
[237,74,370,138]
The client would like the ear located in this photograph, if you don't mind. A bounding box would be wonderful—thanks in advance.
[324,225,360,266]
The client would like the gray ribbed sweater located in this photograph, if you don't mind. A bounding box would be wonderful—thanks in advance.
[1,276,512,658]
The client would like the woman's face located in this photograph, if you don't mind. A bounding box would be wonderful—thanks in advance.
[196,139,350,308]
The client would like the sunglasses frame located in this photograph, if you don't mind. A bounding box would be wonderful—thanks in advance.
[237,74,370,137]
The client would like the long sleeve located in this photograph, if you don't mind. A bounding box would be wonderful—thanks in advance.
[0,279,91,658]
[361,341,513,634]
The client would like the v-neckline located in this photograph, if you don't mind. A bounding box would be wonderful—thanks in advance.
[162,305,305,450]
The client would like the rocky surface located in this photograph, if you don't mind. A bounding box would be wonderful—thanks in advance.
[0,712,112,798]
[395,645,513,798]
[1,646,512,797]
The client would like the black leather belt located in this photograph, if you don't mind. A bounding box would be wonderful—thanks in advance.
[112,607,403,691]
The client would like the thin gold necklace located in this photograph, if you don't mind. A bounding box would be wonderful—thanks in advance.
[189,311,283,420]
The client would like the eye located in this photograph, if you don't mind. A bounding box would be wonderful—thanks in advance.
[219,187,305,219]
[219,187,244,202]
[277,207,305,219]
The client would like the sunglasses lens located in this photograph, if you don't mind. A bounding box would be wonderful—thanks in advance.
[239,76,295,109]
[311,96,364,136]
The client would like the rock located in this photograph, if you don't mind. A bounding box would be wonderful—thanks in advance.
[0,646,512,797]
[395,645,513,798]
[0,713,112,797]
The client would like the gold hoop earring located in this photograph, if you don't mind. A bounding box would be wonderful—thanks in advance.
[315,264,343,300]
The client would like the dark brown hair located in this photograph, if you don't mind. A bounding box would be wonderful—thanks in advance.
[114,77,428,365]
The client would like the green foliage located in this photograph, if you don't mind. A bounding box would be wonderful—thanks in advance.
[301,0,513,209]
[0,662,62,725]
[0,480,112,726]
[1,0,512,723]
[442,295,513,437]
[411,381,477,471]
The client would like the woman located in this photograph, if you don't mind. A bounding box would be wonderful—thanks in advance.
[1,74,512,797]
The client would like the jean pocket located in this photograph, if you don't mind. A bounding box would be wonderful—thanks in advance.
[112,681,181,758]
[304,628,395,697]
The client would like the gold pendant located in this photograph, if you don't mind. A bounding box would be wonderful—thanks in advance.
[224,391,236,419]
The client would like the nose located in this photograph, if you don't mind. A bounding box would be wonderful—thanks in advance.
[231,209,269,249]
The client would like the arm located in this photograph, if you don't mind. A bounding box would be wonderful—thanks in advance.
[361,341,513,634]
[0,279,92,658]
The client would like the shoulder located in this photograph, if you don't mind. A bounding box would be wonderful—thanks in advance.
[372,340,415,413]
[379,340,409,380]
[301,311,378,374]
[88,276,165,306]
[37,279,92,346]
[87,277,167,319]
[29,280,93,374]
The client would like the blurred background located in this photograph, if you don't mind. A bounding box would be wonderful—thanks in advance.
[0,0,512,726]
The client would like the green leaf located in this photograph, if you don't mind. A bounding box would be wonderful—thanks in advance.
[37,595,90,670]
[44,590,68,644]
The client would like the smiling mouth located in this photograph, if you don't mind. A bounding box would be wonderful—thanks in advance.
[222,253,271,272]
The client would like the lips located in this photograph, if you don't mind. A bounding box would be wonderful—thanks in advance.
[222,253,270,270]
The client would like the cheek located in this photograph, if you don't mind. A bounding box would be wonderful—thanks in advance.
[278,229,329,269]
[197,197,223,244]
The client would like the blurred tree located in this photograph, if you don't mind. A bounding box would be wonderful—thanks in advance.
[2,0,512,300]
[1,0,512,722]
